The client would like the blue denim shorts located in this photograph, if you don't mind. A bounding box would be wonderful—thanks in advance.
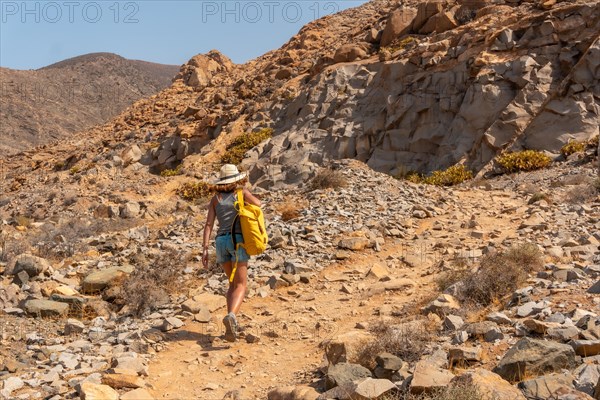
[215,233,250,263]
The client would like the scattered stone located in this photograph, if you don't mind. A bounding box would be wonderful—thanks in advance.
[487,312,512,325]
[120,388,156,400]
[319,378,396,400]
[193,308,212,323]
[64,319,86,335]
[13,254,50,277]
[444,315,464,331]
[588,280,600,294]
[79,382,119,400]
[452,369,526,400]
[24,299,69,318]
[423,294,460,315]
[333,44,368,63]
[375,353,403,371]
[246,333,260,343]
[101,373,145,389]
[571,340,600,357]
[574,364,600,396]
[159,317,184,332]
[81,265,134,293]
[338,237,370,251]
[0,376,24,398]
[268,385,319,400]
[325,362,372,389]
[120,202,141,218]
[367,263,389,280]
[518,373,575,399]
[322,330,372,365]
[410,350,454,394]
[448,346,482,365]
[493,338,577,381]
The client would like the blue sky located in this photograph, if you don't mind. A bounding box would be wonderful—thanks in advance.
[0,0,366,70]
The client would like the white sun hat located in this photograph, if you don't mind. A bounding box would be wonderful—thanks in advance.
[212,164,247,185]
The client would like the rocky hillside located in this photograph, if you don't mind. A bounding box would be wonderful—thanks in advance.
[8,0,595,187]
[0,53,179,155]
[0,0,599,398]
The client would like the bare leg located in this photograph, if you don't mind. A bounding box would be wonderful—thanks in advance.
[221,262,248,314]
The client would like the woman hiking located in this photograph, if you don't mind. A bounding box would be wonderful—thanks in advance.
[202,164,261,342]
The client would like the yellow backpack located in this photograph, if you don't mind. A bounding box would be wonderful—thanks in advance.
[229,189,268,281]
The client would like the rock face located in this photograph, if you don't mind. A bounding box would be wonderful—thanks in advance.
[249,4,600,187]
[493,338,578,382]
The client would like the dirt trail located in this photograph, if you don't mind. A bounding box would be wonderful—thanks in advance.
[148,188,526,399]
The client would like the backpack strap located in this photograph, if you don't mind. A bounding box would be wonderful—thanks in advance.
[229,189,245,283]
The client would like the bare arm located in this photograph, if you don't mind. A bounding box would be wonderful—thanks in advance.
[202,196,217,268]
[243,188,261,207]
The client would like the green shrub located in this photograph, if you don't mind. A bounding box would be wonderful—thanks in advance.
[405,165,473,186]
[457,243,542,306]
[496,150,551,173]
[309,168,348,190]
[69,166,80,175]
[560,140,585,157]
[221,127,273,165]
[176,181,212,201]
[160,166,182,177]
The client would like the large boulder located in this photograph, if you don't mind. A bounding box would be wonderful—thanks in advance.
[380,7,418,47]
[518,373,576,399]
[493,338,577,382]
[322,330,372,365]
[333,44,368,63]
[410,350,454,394]
[419,10,458,34]
[13,254,50,277]
[325,363,372,389]
[318,378,396,400]
[452,369,525,400]
[82,265,134,293]
[24,299,69,318]
[268,385,319,400]
[79,382,119,400]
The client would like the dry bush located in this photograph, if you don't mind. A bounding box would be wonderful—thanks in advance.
[380,383,482,400]
[435,258,472,292]
[356,319,434,368]
[309,168,348,191]
[275,195,308,221]
[528,192,551,205]
[457,244,543,307]
[564,184,597,204]
[122,249,189,317]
